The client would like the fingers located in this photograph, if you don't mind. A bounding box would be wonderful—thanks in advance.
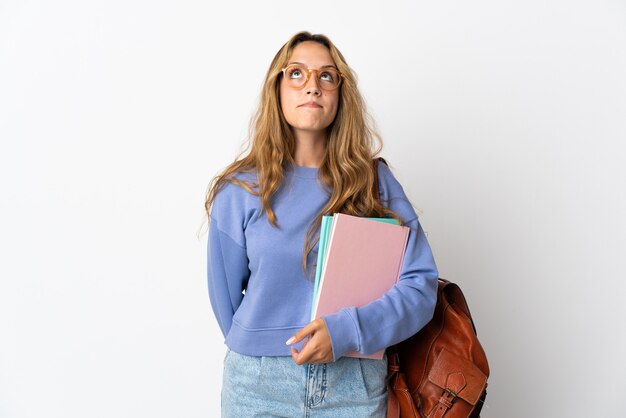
[285,319,319,345]
[290,346,301,363]
[287,319,334,365]
[291,342,315,365]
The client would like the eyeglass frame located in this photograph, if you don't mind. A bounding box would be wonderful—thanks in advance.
[280,64,344,91]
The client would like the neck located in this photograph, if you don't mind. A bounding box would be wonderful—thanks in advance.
[293,130,326,168]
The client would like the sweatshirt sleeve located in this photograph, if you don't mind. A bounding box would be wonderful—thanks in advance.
[207,182,252,338]
[321,163,439,361]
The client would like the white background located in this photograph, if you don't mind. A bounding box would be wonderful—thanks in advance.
[1,1,625,417]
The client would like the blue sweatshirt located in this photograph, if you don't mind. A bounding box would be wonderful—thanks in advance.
[207,162,438,361]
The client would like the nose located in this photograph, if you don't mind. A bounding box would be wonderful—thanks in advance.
[304,72,321,96]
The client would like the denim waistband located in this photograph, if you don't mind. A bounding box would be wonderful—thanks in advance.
[221,349,388,417]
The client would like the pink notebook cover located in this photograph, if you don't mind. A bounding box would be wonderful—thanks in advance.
[313,213,410,360]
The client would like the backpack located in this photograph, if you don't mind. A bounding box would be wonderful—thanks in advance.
[372,158,490,418]
[385,279,490,418]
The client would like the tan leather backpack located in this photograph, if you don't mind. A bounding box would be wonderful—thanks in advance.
[385,279,490,418]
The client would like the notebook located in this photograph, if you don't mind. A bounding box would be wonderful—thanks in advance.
[311,213,409,359]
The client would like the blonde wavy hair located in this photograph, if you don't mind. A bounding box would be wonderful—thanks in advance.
[204,31,401,276]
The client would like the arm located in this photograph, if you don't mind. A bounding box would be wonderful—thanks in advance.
[322,216,438,360]
[206,182,252,338]
[297,163,438,362]
[207,217,250,338]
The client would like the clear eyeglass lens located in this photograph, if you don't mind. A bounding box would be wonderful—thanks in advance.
[284,65,340,89]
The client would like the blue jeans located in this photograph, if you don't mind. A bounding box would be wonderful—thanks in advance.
[221,349,388,417]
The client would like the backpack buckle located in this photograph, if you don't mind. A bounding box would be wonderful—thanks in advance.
[444,388,458,399]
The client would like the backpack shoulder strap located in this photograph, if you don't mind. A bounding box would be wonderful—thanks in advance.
[441,279,479,335]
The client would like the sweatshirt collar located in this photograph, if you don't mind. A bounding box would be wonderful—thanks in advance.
[286,163,320,179]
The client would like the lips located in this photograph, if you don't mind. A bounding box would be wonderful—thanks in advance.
[299,101,322,108]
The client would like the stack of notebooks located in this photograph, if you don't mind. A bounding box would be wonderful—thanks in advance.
[310,213,410,359]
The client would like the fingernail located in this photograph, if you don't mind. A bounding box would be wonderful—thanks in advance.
[285,337,296,345]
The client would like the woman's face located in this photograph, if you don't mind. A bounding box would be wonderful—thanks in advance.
[279,41,340,139]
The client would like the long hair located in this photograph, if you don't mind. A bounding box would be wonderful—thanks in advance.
[204,31,401,276]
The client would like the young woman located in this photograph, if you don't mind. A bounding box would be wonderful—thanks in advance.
[205,31,438,417]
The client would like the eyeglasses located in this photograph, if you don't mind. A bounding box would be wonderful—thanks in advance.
[281,64,343,91]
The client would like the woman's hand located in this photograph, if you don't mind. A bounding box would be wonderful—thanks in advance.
[285,318,334,365]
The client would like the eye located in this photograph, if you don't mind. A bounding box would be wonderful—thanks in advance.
[319,71,335,82]
[288,68,304,79]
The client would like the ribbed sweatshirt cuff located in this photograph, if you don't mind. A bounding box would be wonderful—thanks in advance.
[321,308,360,362]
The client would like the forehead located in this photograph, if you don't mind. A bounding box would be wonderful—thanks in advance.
[288,41,335,67]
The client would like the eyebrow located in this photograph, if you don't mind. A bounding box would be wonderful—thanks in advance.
[287,61,338,69]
